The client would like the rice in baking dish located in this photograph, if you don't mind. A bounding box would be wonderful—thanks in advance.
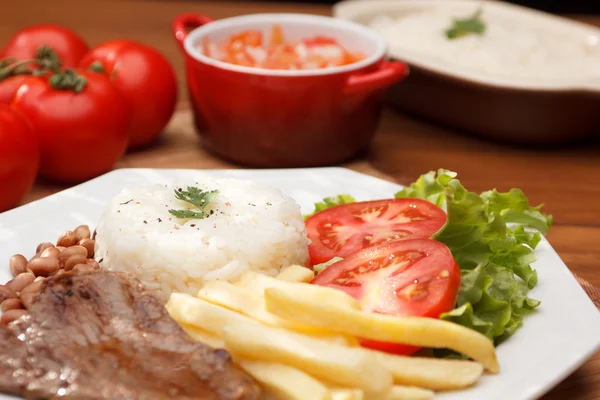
[94,178,309,301]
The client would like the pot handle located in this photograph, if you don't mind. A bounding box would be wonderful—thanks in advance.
[344,61,409,95]
[173,13,214,51]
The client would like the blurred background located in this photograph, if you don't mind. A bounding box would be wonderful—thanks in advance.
[255,0,600,14]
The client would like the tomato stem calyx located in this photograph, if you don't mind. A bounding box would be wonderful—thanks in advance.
[35,46,62,72]
[49,69,87,93]
[88,61,106,74]
[0,46,62,81]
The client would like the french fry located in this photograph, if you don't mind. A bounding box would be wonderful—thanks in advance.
[372,350,484,390]
[276,265,315,283]
[222,320,393,393]
[239,360,330,400]
[235,270,360,310]
[179,323,225,348]
[331,385,433,400]
[384,385,434,400]
[166,292,260,336]
[197,281,357,345]
[169,291,354,346]
[330,388,364,400]
[264,288,499,373]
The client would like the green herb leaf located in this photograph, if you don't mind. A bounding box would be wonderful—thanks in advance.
[168,186,219,220]
[304,194,356,220]
[395,169,551,343]
[445,9,486,39]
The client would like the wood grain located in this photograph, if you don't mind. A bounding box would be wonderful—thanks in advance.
[2,1,600,398]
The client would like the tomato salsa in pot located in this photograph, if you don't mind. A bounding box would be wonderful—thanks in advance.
[197,24,366,70]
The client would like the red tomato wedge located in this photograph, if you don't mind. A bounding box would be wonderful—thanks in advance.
[312,239,461,355]
[305,198,447,265]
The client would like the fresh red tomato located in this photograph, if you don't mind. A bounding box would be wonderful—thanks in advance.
[78,40,177,149]
[0,104,40,212]
[305,198,447,265]
[312,239,461,354]
[1,25,88,67]
[11,70,130,183]
[0,75,29,104]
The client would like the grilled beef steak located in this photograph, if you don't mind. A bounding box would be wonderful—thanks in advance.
[0,271,261,400]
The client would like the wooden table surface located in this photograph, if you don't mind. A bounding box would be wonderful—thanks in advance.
[2,0,599,398]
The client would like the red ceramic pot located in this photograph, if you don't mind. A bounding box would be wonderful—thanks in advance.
[173,13,407,167]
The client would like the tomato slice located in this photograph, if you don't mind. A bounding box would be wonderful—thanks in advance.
[311,239,461,355]
[202,37,211,57]
[302,36,339,47]
[305,198,447,265]
[228,30,263,48]
[201,25,365,70]
[270,24,284,46]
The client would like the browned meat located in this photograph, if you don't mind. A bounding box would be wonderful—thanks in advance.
[0,271,261,400]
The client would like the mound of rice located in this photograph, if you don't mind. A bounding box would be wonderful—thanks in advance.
[94,178,309,301]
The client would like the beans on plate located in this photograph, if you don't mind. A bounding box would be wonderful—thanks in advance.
[1,298,23,313]
[5,272,35,293]
[1,225,101,325]
[0,309,27,325]
[57,231,78,247]
[9,254,27,276]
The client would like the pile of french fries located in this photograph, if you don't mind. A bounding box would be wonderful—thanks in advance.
[166,266,498,400]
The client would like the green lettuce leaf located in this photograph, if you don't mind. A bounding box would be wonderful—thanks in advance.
[481,189,553,234]
[395,169,551,343]
[394,169,455,207]
[304,194,356,220]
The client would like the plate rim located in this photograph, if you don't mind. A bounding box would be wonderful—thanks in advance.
[1,166,599,400]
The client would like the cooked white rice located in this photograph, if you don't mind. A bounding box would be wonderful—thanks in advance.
[94,178,309,302]
[369,10,600,80]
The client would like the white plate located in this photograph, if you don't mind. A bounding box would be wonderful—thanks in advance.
[1,167,599,400]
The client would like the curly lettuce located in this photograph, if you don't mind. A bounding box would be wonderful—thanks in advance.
[395,169,552,342]
[303,194,356,220]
